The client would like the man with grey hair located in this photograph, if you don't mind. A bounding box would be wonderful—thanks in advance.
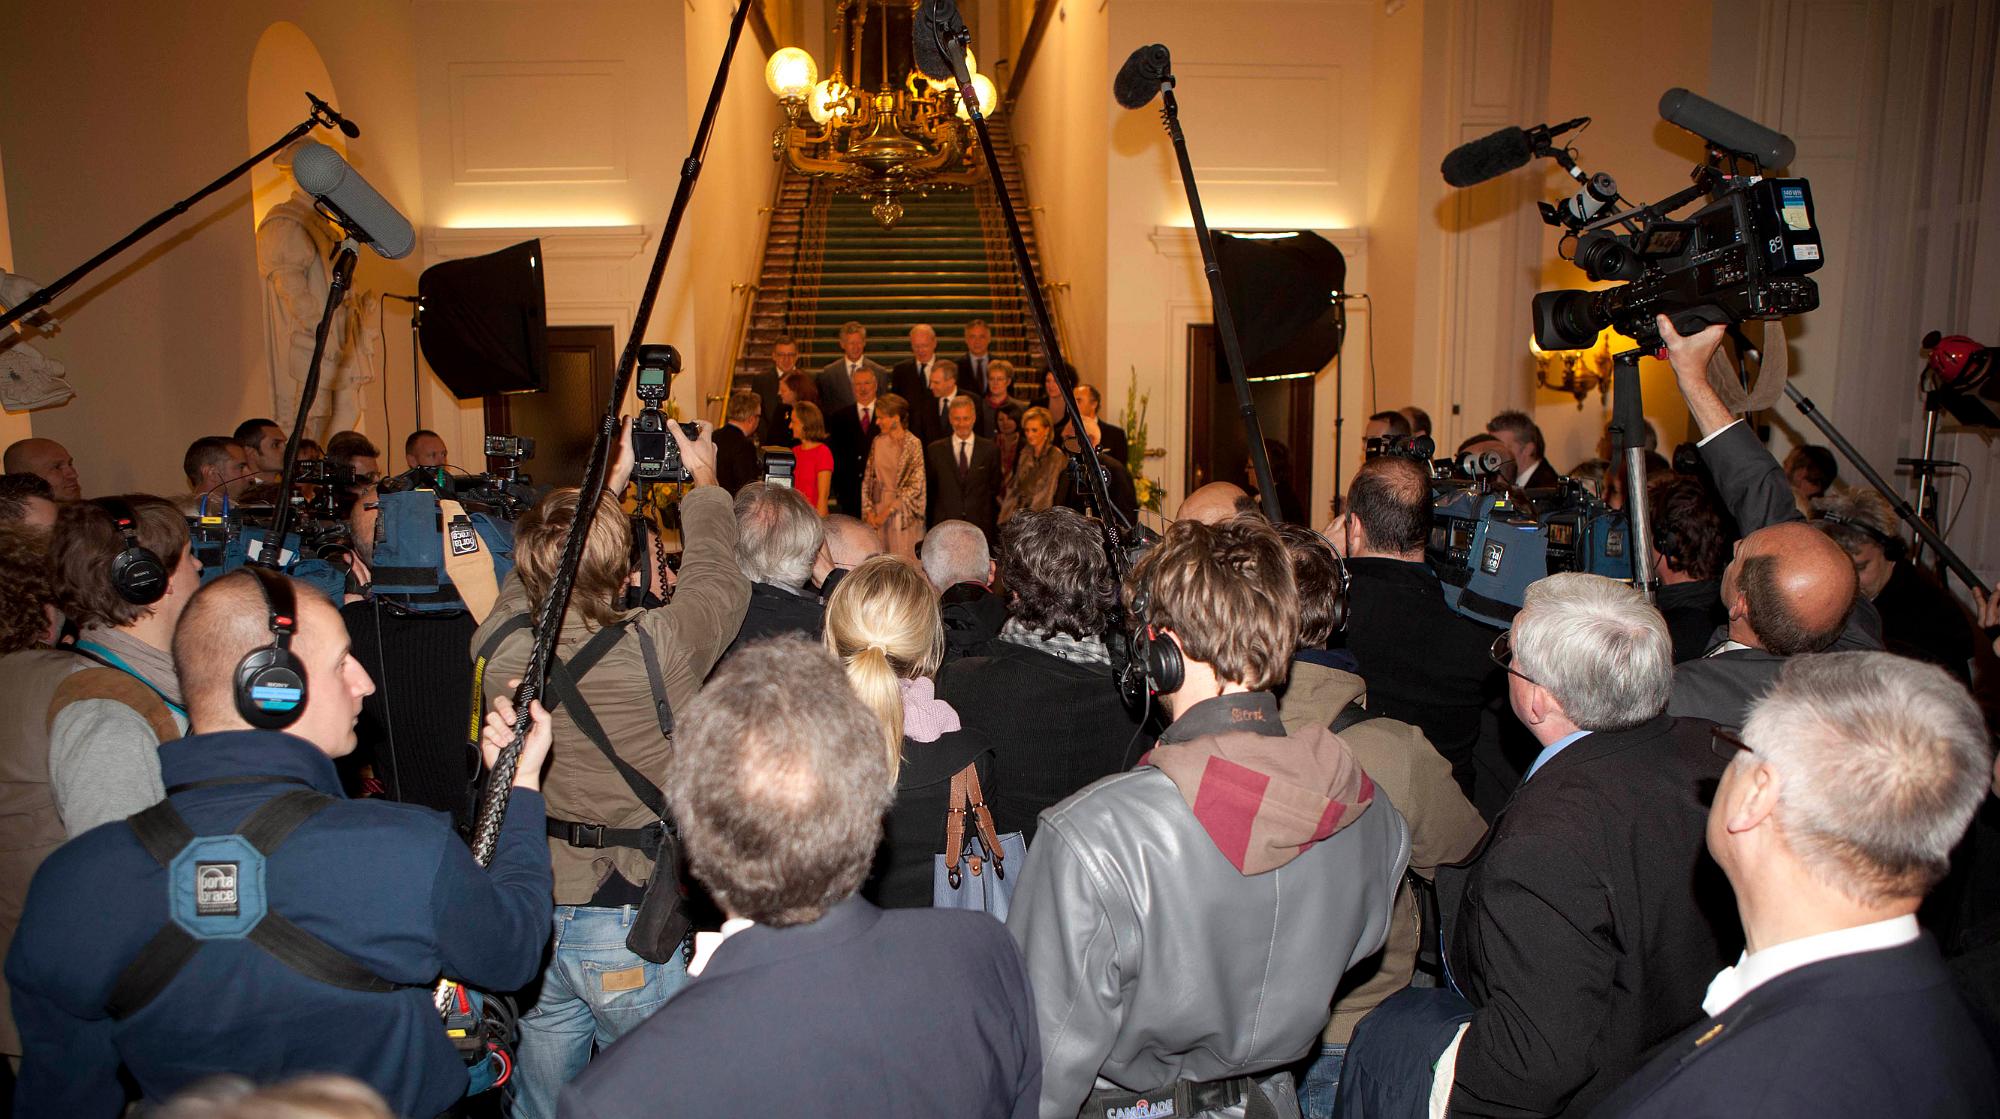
[721,482,825,661]
[922,520,1004,663]
[1596,652,1997,1117]
[560,637,1042,1116]
[1348,573,1740,1117]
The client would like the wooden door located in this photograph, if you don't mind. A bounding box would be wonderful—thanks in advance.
[484,325,615,489]
[1185,323,1315,520]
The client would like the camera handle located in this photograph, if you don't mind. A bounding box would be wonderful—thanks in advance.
[1610,349,1659,602]
[1783,382,1987,595]
[255,240,359,568]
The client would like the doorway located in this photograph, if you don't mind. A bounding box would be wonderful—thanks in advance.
[483,324,615,489]
[1185,323,1316,522]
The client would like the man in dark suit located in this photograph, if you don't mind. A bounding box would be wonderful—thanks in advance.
[913,360,991,449]
[1657,315,1883,726]
[816,320,885,415]
[560,638,1042,1118]
[924,395,1002,542]
[1596,652,1997,1119]
[824,367,880,516]
[1071,383,1129,468]
[1328,455,1504,808]
[1418,573,1740,1118]
[888,322,944,408]
[1487,410,1560,489]
[921,519,1007,664]
[952,318,998,392]
[713,390,764,495]
[737,336,800,447]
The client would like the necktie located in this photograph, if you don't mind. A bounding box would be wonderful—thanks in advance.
[861,406,871,430]
[940,400,950,423]
[958,440,970,477]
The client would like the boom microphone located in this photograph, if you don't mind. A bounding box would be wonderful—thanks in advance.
[1114,44,1173,109]
[1441,127,1533,188]
[1658,88,1795,168]
[306,92,361,139]
[290,140,416,260]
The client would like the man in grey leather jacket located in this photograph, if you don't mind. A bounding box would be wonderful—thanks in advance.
[1006,515,1412,1119]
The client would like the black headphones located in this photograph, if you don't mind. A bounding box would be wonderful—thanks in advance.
[97,497,168,606]
[1117,587,1186,708]
[1328,549,1352,634]
[1817,511,1907,562]
[234,567,310,730]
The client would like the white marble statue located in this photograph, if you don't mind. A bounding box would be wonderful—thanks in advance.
[0,270,74,413]
[257,145,381,444]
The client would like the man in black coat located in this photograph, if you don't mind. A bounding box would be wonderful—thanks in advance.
[823,368,881,516]
[713,390,764,496]
[1647,474,1729,662]
[913,360,990,448]
[561,639,1041,1118]
[717,483,825,666]
[1328,455,1504,807]
[1425,573,1739,1118]
[921,519,1007,664]
[1595,652,1997,1119]
[1657,316,1883,726]
[925,395,1002,541]
[738,335,801,447]
[938,507,1151,841]
[888,322,946,413]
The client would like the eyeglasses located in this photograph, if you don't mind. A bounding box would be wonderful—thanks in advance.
[1710,725,1753,762]
[1490,631,1541,688]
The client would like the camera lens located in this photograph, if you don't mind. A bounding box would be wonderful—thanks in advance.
[1575,232,1641,281]
[1532,290,1607,351]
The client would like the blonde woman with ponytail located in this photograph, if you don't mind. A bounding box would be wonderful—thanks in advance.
[824,556,994,908]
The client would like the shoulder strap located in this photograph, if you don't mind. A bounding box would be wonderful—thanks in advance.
[1328,701,1381,736]
[467,613,535,754]
[633,625,675,738]
[543,618,669,819]
[49,667,181,744]
[109,791,401,1020]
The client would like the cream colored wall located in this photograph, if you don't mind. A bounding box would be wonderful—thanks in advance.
[0,1,424,496]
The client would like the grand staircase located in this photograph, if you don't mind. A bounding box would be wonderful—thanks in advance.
[734,113,1052,395]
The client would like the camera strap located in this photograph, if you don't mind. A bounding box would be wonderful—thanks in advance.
[438,498,501,623]
[1704,319,1788,412]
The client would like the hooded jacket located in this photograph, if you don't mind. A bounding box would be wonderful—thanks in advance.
[1006,691,1410,1119]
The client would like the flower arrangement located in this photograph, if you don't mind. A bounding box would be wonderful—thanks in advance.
[1122,378,1164,515]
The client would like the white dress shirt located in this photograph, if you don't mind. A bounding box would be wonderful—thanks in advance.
[1701,914,1919,1016]
[953,434,975,473]
[687,916,756,977]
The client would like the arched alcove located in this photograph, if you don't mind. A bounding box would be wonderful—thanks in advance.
[247,22,342,227]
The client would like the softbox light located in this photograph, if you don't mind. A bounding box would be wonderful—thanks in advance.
[416,240,548,398]
[1212,231,1347,377]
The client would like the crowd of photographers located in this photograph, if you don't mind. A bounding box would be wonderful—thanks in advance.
[0,312,1993,1118]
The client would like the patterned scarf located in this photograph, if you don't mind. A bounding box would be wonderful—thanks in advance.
[998,617,1112,667]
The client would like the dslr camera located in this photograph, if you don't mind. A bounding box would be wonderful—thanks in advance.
[632,344,701,485]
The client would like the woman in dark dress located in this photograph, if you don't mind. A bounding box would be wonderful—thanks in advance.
[824,555,992,908]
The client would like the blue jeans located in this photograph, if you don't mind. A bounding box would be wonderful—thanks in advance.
[505,905,688,1118]
[1297,1043,1347,1119]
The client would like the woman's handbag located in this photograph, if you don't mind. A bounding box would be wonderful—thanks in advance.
[932,763,1028,919]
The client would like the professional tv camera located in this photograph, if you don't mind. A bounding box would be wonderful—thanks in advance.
[1363,437,1634,627]
[1529,88,1823,352]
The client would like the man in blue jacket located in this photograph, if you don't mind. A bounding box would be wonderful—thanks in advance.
[7,569,555,1118]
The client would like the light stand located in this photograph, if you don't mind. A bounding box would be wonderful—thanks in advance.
[1784,382,1987,594]
[1153,81,1282,522]
[0,94,351,332]
[1610,348,1658,601]
[254,240,359,567]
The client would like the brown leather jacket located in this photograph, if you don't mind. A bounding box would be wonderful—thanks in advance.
[1280,657,1488,1042]
[472,485,750,903]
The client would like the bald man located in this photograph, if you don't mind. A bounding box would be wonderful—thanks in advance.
[1660,314,1884,726]
[813,513,885,599]
[2,439,80,501]
[7,570,553,1117]
[1177,481,1253,525]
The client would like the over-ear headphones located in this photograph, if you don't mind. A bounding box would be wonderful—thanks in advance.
[1328,550,1352,634]
[1116,588,1185,708]
[97,496,168,606]
[1817,511,1907,562]
[234,567,310,730]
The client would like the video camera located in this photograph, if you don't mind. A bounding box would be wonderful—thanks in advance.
[1531,89,1823,352]
[632,344,701,486]
[1362,439,1634,627]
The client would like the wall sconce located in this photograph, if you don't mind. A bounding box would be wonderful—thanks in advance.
[1530,326,1628,408]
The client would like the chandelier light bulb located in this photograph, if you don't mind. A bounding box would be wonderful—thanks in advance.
[954,72,1000,120]
[765,47,818,100]
[808,78,854,124]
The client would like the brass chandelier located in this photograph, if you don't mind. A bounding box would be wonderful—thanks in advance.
[765,0,999,229]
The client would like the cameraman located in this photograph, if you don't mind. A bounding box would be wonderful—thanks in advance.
[469,418,749,1118]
